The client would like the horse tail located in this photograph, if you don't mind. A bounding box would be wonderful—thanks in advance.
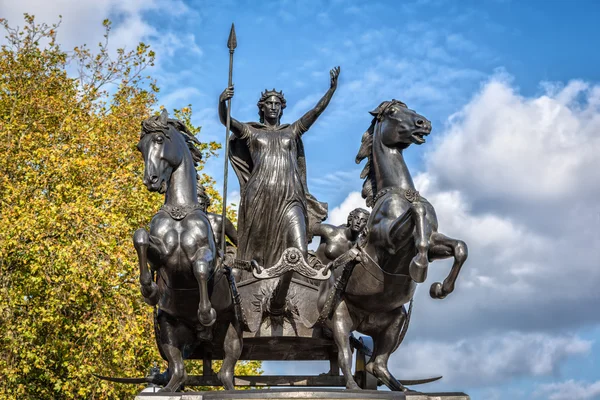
[394,298,413,353]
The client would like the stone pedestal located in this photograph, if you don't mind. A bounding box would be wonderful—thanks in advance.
[135,389,469,400]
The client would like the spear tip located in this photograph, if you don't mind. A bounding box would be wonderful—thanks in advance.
[227,23,237,50]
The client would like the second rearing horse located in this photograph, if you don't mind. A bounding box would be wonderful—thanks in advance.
[326,100,468,391]
[133,110,242,392]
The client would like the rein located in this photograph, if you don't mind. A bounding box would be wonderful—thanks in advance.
[358,246,410,279]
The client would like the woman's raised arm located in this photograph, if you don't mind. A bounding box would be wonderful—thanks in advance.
[295,66,340,134]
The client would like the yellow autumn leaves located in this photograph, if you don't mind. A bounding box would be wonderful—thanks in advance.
[0,15,250,399]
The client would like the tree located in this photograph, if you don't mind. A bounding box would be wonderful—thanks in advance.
[0,15,256,399]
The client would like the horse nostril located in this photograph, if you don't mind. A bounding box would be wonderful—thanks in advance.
[150,175,159,184]
[416,119,424,126]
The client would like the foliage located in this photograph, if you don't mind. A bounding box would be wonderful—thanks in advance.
[0,15,253,399]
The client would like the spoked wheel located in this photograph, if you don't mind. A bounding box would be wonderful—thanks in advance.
[353,336,378,390]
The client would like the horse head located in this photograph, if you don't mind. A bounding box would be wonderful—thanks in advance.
[369,99,432,149]
[138,109,203,194]
[356,100,432,207]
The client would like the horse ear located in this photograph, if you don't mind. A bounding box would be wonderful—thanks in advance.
[369,101,390,118]
[159,108,169,124]
[355,123,374,164]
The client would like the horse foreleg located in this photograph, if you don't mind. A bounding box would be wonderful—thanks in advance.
[193,249,217,326]
[409,201,431,283]
[133,228,159,306]
[160,343,187,392]
[331,300,359,389]
[218,321,243,390]
[428,232,468,299]
[366,309,407,392]
[388,201,431,283]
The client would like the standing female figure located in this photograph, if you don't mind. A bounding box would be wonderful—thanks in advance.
[219,67,340,272]
[219,67,339,317]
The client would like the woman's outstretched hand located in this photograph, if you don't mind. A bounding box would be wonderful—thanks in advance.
[330,66,341,89]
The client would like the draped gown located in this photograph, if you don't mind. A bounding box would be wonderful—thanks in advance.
[233,121,310,269]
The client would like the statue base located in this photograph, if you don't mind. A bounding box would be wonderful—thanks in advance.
[135,389,469,400]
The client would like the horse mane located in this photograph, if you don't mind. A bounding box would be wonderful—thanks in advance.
[196,180,211,208]
[355,100,408,207]
[355,120,377,207]
[140,110,203,166]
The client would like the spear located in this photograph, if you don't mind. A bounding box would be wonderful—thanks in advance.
[221,23,236,261]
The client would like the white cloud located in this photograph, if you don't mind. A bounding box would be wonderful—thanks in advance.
[413,76,600,313]
[0,0,199,67]
[427,77,600,204]
[1,0,147,48]
[393,332,591,387]
[160,87,202,110]
[535,379,600,400]
[151,32,203,59]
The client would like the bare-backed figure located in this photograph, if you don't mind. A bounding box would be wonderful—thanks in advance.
[197,183,239,277]
[314,208,369,312]
[325,100,468,391]
[219,67,339,316]
[133,110,242,391]
[313,208,370,265]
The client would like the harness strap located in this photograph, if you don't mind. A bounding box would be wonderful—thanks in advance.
[223,266,251,332]
[360,248,410,280]
[314,248,361,326]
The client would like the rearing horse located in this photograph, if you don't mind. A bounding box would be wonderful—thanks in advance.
[133,110,242,391]
[326,100,468,391]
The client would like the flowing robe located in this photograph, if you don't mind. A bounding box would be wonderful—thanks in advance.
[229,121,327,269]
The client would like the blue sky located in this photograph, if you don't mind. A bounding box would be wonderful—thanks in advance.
[2,0,600,399]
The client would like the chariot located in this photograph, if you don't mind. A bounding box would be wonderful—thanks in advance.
[97,26,468,397]
[100,262,439,392]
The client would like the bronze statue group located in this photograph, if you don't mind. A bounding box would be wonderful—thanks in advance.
[126,65,469,393]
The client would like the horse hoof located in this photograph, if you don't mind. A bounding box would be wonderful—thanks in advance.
[409,256,428,283]
[217,371,235,390]
[429,282,446,299]
[199,307,217,326]
[218,372,234,390]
